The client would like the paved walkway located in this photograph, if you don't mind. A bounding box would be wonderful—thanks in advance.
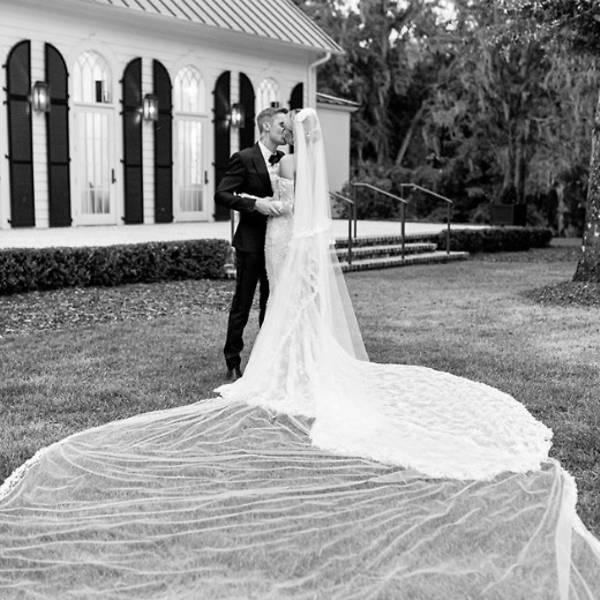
[0,220,488,249]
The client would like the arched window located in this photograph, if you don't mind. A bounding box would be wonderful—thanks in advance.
[257,78,279,111]
[73,51,112,103]
[289,82,303,110]
[174,66,205,114]
[174,65,208,218]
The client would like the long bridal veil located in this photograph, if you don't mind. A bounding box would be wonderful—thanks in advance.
[1,109,599,599]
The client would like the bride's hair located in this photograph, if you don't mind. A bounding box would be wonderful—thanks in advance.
[283,109,299,146]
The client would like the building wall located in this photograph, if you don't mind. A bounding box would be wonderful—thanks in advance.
[0,1,313,230]
[317,104,353,193]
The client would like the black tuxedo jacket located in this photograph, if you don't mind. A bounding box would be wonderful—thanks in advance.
[215,143,284,253]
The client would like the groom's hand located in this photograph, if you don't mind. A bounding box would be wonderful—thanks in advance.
[254,198,282,217]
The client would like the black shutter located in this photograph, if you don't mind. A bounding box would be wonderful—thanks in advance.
[6,40,34,227]
[153,60,173,223]
[122,58,143,224]
[290,83,303,110]
[213,70,230,221]
[45,43,71,227]
[239,72,255,151]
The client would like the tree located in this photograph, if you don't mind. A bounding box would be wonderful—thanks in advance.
[424,1,568,205]
[510,0,600,281]
[296,0,442,166]
[296,0,600,241]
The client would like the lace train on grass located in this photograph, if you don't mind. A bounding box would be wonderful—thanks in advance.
[1,398,599,599]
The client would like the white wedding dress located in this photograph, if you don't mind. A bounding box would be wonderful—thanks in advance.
[265,174,295,286]
[0,109,599,599]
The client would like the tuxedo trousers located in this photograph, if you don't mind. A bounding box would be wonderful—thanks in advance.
[224,249,269,370]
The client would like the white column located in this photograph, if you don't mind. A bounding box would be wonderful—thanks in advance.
[142,56,155,224]
[31,39,49,228]
[230,71,239,155]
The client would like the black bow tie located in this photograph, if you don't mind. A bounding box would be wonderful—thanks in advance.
[268,153,282,166]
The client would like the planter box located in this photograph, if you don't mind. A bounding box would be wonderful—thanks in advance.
[490,204,527,226]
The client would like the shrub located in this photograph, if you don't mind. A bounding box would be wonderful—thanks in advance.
[438,227,553,253]
[0,239,230,295]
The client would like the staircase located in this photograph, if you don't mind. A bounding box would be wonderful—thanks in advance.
[335,233,469,272]
[224,181,470,277]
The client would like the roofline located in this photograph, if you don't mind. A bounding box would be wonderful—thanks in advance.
[53,0,345,55]
[279,0,345,55]
[317,92,360,107]
[317,101,359,114]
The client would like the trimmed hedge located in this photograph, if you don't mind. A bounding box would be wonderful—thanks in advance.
[0,239,230,295]
[437,226,553,253]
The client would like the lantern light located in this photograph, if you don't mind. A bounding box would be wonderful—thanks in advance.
[31,81,50,113]
[230,103,245,129]
[142,93,159,122]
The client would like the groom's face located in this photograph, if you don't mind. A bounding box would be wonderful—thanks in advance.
[266,112,288,146]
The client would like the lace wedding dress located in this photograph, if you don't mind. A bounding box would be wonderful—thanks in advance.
[0,109,599,599]
[265,174,295,285]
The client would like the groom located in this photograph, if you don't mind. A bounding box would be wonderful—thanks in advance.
[215,106,288,380]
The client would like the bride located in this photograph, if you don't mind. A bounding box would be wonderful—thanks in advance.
[0,108,598,599]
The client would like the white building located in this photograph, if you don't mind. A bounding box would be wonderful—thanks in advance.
[0,0,345,231]
[317,92,359,193]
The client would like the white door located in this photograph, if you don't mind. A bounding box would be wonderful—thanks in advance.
[175,116,209,221]
[72,105,117,225]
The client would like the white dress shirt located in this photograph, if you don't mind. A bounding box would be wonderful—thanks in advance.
[258,141,279,174]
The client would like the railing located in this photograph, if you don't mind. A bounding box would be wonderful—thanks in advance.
[351,182,410,260]
[351,181,454,256]
[330,191,356,265]
[227,181,452,266]
[399,183,453,255]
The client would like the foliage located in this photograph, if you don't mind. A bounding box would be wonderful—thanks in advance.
[295,0,442,165]
[517,0,600,281]
[0,240,230,295]
[296,0,599,234]
[439,226,553,253]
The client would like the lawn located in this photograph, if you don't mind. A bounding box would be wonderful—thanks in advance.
[1,240,598,537]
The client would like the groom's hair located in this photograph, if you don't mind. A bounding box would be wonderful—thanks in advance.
[256,106,288,133]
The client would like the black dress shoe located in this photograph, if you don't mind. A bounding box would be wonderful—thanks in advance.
[226,366,242,381]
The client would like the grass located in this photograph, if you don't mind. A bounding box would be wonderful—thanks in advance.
[1,241,598,537]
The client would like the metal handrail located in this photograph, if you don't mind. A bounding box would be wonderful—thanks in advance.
[330,191,355,266]
[351,182,410,260]
[352,182,408,206]
[400,183,453,205]
[352,181,454,256]
[399,183,453,255]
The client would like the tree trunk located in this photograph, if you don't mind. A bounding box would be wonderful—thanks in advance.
[395,104,425,166]
[573,89,600,282]
[515,138,525,204]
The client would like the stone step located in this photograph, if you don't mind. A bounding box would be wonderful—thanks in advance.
[340,251,469,272]
[336,242,437,261]
[335,232,440,249]
[223,248,468,278]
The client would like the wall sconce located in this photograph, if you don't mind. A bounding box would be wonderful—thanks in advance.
[142,93,159,122]
[31,81,50,113]
[230,103,245,129]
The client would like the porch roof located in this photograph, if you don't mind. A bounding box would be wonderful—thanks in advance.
[317,92,360,108]
[83,0,343,54]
